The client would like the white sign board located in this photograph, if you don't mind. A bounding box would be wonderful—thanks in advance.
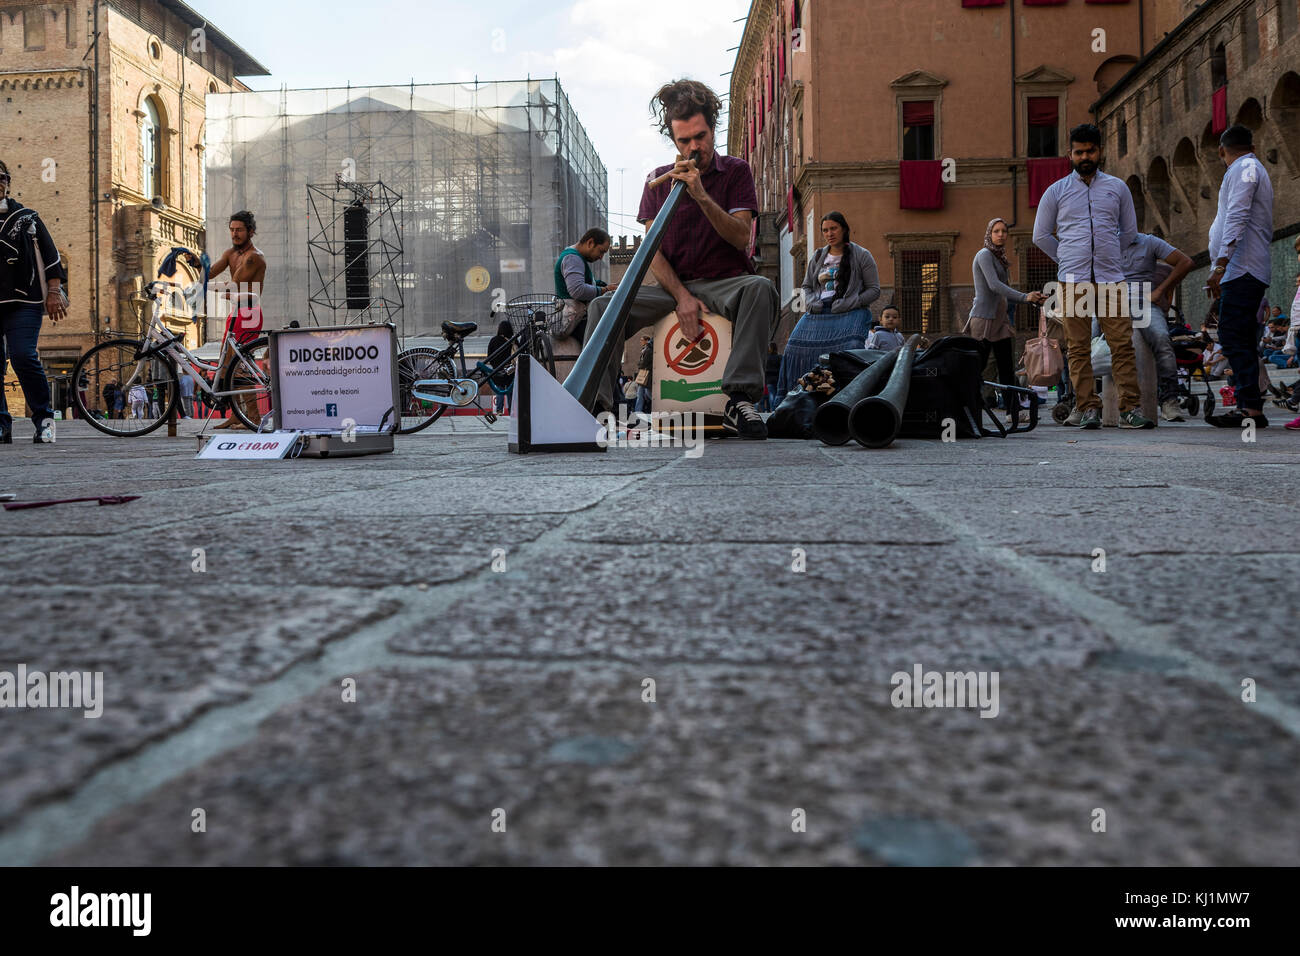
[500,258,527,273]
[273,325,397,433]
[196,431,301,460]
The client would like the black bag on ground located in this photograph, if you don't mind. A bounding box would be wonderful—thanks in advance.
[825,336,1035,439]
[767,387,827,439]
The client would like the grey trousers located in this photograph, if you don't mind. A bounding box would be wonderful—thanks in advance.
[584,273,778,409]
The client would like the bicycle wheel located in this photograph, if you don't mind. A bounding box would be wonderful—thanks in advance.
[221,336,273,431]
[529,330,556,378]
[396,347,453,434]
[72,339,179,437]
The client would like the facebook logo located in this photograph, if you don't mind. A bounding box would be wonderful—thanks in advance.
[325,403,338,417]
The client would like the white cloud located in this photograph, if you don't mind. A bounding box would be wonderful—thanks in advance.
[525,0,751,233]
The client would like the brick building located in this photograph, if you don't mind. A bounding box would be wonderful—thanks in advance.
[0,0,266,413]
[729,0,1192,346]
[1094,0,1300,327]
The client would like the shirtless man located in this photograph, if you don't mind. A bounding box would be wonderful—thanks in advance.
[208,210,267,429]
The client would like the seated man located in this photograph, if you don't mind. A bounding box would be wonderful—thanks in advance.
[1124,233,1194,421]
[555,227,617,343]
[583,78,777,439]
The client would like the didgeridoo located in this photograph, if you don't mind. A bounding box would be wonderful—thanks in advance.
[564,151,701,411]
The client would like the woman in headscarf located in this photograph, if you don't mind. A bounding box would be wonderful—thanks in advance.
[775,211,881,397]
[964,217,1044,409]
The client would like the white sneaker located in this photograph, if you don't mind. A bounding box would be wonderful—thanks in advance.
[1160,398,1185,422]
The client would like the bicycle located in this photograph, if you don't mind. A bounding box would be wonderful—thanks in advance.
[395,293,561,434]
[72,280,273,436]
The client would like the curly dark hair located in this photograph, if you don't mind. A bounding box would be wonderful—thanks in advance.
[650,79,722,138]
[229,210,257,234]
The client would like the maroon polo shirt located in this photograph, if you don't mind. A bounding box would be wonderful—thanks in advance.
[637,151,758,282]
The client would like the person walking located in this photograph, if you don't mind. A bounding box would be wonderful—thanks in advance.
[128,383,148,419]
[965,218,1045,414]
[178,370,196,418]
[0,159,65,444]
[634,333,653,415]
[1206,125,1274,428]
[1033,124,1153,429]
[486,318,515,414]
[776,211,881,396]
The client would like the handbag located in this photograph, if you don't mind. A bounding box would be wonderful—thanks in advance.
[1022,313,1063,387]
[1090,335,1112,378]
[29,220,69,317]
[634,368,650,387]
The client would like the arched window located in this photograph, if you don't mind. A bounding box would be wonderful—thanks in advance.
[1240,12,1258,69]
[1126,175,1145,232]
[1271,72,1300,170]
[1210,43,1227,91]
[142,97,162,199]
[1118,117,1128,158]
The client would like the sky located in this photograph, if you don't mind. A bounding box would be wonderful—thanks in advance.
[190,0,753,237]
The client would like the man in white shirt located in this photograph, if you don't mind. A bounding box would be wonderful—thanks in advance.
[1206,125,1274,427]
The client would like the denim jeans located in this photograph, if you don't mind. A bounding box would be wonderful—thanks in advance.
[1136,305,1179,402]
[0,302,53,430]
[634,384,651,414]
[1217,275,1268,412]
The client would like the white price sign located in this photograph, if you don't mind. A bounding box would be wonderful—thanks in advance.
[197,432,301,460]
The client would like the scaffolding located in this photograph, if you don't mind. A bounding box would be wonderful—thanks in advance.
[204,79,607,340]
[306,175,404,327]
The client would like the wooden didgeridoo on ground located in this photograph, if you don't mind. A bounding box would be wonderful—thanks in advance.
[564,152,699,411]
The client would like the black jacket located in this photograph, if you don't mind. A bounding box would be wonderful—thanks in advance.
[0,200,63,305]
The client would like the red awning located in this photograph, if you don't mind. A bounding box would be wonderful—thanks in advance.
[902,100,934,127]
[900,161,944,210]
[1027,157,1072,207]
[1212,86,1228,135]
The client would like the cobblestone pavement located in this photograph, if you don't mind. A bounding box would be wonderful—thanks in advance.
[0,412,1297,865]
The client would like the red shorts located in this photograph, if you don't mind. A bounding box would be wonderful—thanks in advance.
[225,305,264,345]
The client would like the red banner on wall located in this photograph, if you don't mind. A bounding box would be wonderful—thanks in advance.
[900,161,944,210]
[1027,157,1072,207]
[1212,85,1228,135]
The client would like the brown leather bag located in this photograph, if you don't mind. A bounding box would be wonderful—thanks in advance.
[1023,312,1063,387]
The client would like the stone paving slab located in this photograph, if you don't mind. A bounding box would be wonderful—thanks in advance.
[0,586,402,826]
[41,663,1300,866]
[0,417,1296,866]
[388,542,1113,669]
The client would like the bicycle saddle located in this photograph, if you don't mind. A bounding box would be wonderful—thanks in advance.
[442,321,478,338]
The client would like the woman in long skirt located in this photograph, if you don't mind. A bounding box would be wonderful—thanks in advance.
[776,211,881,397]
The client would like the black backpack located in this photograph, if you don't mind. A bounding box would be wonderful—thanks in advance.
[827,336,1038,438]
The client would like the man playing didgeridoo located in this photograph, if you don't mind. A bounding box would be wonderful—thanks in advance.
[583,79,777,439]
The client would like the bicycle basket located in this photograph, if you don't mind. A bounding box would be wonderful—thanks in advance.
[504,294,565,337]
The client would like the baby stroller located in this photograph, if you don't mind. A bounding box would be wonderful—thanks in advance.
[1168,319,1215,418]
